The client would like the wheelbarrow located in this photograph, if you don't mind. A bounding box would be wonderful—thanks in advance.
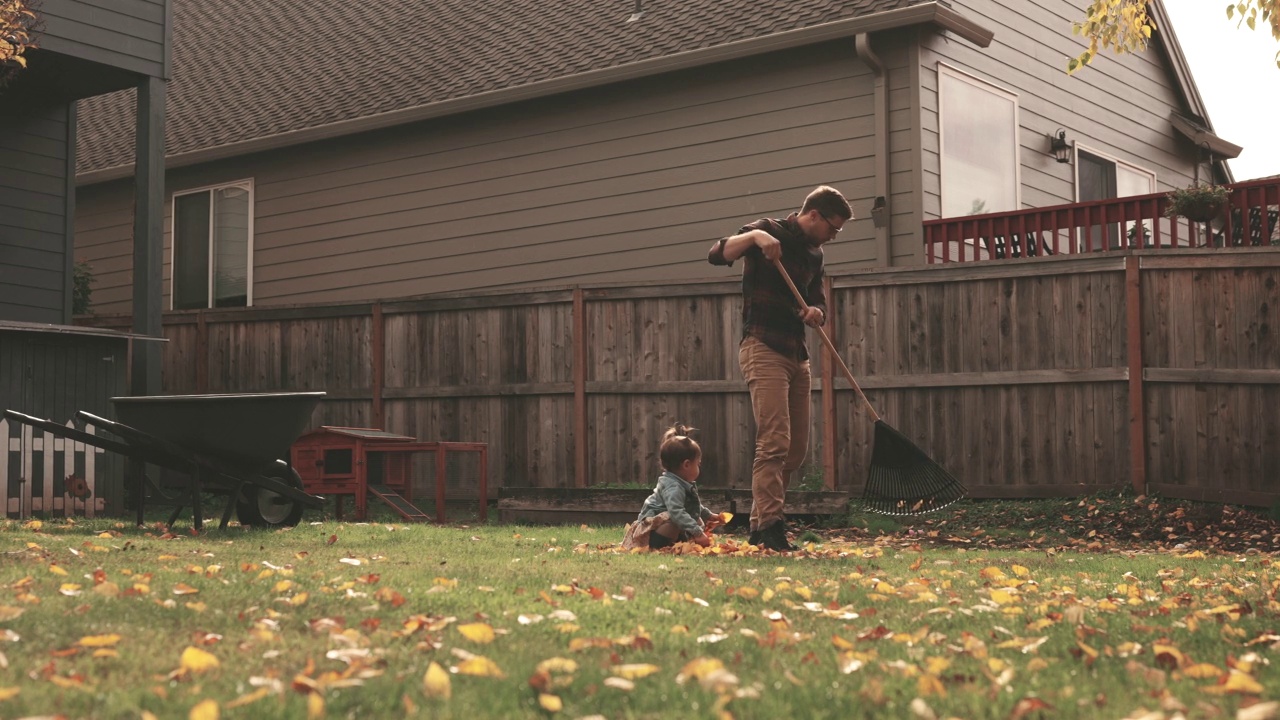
[2,392,327,531]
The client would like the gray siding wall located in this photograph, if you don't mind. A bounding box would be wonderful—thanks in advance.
[1,103,72,324]
[38,0,166,78]
[77,43,881,314]
[918,0,1198,228]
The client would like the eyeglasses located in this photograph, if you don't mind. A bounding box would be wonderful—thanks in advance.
[816,213,843,234]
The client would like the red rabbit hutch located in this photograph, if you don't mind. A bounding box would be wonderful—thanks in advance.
[290,427,488,522]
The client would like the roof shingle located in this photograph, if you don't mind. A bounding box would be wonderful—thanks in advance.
[76,0,931,175]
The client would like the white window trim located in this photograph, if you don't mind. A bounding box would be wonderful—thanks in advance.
[1072,144,1157,200]
[937,62,1022,217]
[169,179,255,310]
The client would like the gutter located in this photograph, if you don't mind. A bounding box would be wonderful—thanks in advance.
[77,2,993,185]
[855,32,892,267]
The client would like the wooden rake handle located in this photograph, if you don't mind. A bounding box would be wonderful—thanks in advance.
[771,257,881,422]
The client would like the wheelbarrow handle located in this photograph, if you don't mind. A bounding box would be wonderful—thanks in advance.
[771,257,881,422]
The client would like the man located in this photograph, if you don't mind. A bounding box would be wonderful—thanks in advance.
[707,186,852,551]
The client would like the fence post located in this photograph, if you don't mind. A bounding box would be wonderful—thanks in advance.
[196,310,208,393]
[572,288,587,488]
[1125,255,1147,495]
[372,302,385,430]
[821,275,837,490]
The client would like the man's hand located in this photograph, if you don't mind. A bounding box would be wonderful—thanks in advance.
[754,232,781,261]
[800,307,825,327]
[692,533,712,548]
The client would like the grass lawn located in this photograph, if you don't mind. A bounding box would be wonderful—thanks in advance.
[1,514,1278,720]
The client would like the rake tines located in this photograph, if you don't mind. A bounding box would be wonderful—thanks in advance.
[861,420,966,516]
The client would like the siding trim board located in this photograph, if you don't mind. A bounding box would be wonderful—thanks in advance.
[76,2,994,185]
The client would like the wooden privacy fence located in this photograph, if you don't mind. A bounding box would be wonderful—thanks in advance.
[80,247,1280,506]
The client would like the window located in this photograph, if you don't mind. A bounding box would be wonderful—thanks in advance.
[172,181,253,309]
[939,64,1020,218]
[1076,147,1155,250]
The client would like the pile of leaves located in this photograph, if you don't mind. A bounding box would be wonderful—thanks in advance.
[811,493,1280,556]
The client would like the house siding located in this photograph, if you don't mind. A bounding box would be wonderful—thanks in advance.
[77,42,883,314]
[1,103,72,324]
[37,0,167,78]
[918,0,1198,223]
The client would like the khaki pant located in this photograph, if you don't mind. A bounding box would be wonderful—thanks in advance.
[738,335,810,530]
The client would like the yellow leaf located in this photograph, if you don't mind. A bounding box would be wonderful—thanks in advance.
[990,589,1016,605]
[612,663,660,680]
[735,586,759,600]
[0,687,19,701]
[981,566,1007,580]
[49,564,68,576]
[918,673,947,696]
[1182,663,1224,679]
[288,592,308,607]
[832,634,855,651]
[538,694,562,712]
[307,692,324,719]
[273,580,295,593]
[456,656,505,678]
[0,606,25,621]
[1011,565,1030,578]
[78,634,122,647]
[988,657,1009,673]
[92,648,119,658]
[1027,658,1049,672]
[59,583,82,596]
[189,699,219,720]
[535,658,578,674]
[925,656,951,676]
[457,622,495,644]
[676,657,725,683]
[423,662,451,699]
[186,601,207,613]
[180,646,220,674]
[173,583,199,596]
[1206,670,1264,695]
[25,520,43,530]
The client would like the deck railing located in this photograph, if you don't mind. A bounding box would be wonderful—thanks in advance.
[924,177,1280,263]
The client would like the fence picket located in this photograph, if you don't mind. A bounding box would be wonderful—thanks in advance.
[63,421,75,518]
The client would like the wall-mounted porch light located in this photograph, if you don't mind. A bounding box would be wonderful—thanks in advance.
[1049,129,1071,164]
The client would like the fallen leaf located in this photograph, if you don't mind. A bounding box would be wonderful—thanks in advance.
[189,699,219,720]
[423,662,451,699]
[179,646,220,674]
[612,663,660,680]
[538,693,562,712]
[456,656,505,678]
[457,622,495,644]
[77,634,121,647]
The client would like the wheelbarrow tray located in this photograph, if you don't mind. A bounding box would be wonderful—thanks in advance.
[111,392,324,468]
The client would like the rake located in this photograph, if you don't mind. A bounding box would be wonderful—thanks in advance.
[771,258,965,515]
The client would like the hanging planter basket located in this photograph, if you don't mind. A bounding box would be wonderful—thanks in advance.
[1164,184,1231,224]
[1178,198,1225,223]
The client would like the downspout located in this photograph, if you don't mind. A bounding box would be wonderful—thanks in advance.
[855,33,891,267]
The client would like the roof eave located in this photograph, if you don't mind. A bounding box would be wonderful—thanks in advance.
[76,1,992,186]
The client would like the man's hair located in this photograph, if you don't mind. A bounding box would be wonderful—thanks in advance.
[801,185,853,221]
[659,423,701,471]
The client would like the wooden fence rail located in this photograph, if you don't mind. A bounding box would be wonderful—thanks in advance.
[78,248,1280,507]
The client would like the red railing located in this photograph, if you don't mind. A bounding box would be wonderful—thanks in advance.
[924,177,1280,263]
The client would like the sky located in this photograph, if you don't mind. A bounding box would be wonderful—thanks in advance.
[1162,0,1279,181]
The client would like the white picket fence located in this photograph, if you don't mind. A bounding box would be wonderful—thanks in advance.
[1,418,107,518]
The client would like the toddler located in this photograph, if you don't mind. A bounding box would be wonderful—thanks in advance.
[625,423,721,550]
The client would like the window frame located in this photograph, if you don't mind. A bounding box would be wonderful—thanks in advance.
[1073,145,1158,250]
[1072,144,1157,201]
[169,179,255,310]
[937,62,1023,218]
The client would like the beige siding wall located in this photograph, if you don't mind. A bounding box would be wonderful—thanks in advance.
[76,42,880,315]
[918,0,1198,222]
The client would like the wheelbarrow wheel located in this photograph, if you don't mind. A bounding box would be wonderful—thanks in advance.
[236,462,305,528]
